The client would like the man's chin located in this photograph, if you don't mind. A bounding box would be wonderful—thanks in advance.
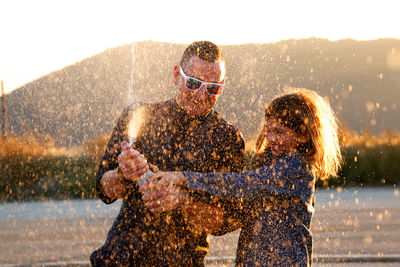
[186,106,209,116]
[187,110,205,116]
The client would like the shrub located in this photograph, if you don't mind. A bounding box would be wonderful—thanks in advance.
[0,136,99,201]
[1,131,400,201]
[316,145,400,187]
[0,156,98,201]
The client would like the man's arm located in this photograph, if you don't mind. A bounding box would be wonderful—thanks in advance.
[95,106,128,203]
[183,196,243,235]
[139,173,225,233]
[99,140,150,202]
[96,106,144,203]
[140,171,242,233]
[96,137,124,203]
[100,169,127,201]
[182,195,224,233]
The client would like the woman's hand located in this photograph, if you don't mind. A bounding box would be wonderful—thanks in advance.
[139,172,187,213]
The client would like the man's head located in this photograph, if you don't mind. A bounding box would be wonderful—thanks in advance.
[174,41,226,116]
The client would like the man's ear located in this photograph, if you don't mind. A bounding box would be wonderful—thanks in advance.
[173,65,180,85]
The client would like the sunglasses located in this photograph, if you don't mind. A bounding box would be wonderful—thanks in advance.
[179,66,224,96]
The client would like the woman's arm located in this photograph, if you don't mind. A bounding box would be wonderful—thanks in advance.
[185,153,314,203]
[141,154,313,212]
[140,154,313,232]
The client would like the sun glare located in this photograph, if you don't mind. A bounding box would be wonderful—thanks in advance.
[1,0,400,93]
[128,105,146,145]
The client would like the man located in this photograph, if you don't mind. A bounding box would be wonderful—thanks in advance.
[90,41,245,266]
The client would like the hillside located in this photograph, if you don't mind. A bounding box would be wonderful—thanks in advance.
[1,39,400,147]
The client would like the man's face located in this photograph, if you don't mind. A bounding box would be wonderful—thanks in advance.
[174,56,225,116]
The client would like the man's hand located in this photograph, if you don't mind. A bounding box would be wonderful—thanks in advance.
[118,141,149,181]
[139,172,187,213]
[101,169,127,200]
[100,142,149,200]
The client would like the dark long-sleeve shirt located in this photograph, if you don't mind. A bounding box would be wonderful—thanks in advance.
[184,152,315,266]
[91,99,245,266]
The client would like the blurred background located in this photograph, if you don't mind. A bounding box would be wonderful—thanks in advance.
[0,0,399,265]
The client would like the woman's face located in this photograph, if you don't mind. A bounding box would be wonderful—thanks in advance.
[264,117,308,157]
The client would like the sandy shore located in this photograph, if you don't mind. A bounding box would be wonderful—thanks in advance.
[1,188,399,266]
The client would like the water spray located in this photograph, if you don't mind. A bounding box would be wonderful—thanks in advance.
[127,106,155,188]
[128,43,140,105]
[127,43,154,186]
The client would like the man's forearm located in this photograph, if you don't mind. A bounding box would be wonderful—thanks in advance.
[182,196,224,233]
[100,169,127,200]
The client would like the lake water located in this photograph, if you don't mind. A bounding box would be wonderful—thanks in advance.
[0,187,398,222]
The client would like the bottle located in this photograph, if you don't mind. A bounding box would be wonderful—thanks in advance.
[129,137,154,187]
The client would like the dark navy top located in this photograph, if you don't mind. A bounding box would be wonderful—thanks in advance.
[184,152,315,266]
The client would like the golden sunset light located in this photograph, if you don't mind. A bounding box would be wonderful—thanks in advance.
[1,0,399,93]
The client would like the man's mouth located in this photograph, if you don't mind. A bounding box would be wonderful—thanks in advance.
[190,99,202,106]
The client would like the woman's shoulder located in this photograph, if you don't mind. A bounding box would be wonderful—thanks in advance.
[256,152,312,179]
[274,153,314,186]
[275,153,309,171]
[251,150,304,169]
[279,152,304,164]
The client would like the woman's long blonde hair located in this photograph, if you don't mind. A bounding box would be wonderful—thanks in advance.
[255,88,342,179]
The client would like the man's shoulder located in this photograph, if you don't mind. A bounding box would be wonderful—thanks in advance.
[208,110,244,141]
[209,110,241,132]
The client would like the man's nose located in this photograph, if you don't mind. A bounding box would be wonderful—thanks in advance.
[193,85,208,98]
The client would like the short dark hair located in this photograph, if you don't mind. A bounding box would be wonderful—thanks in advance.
[180,41,225,70]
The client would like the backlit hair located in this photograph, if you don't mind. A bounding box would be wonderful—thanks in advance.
[180,41,225,70]
[255,88,342,179]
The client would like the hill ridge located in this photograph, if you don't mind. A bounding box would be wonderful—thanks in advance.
[1,38,399,147]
